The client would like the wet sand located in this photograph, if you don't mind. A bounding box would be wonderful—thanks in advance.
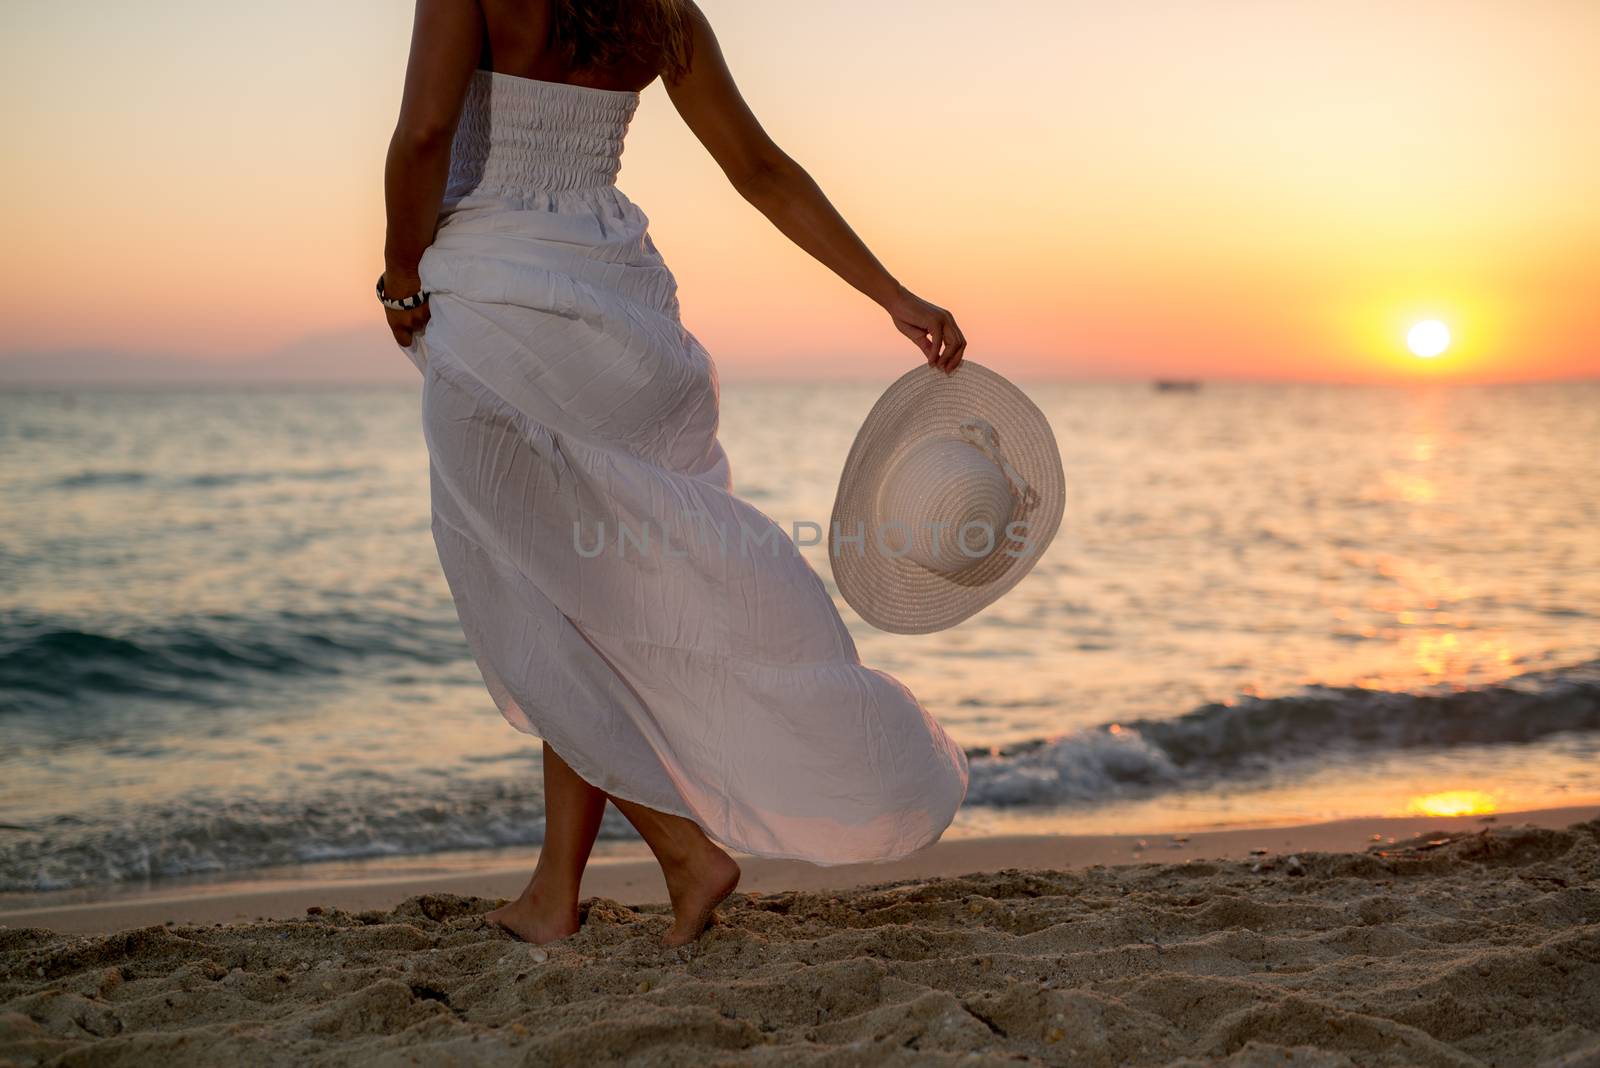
[3,808,1598,1065]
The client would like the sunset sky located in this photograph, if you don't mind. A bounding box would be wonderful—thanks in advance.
[3,0,1596,382]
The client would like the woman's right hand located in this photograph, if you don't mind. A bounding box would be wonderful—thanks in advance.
[885,286,966,374]
[382,269,431,349]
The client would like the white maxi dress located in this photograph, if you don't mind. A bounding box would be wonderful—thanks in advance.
[405,69,969,864]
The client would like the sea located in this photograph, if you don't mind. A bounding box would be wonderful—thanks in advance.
[3,380,1598,897]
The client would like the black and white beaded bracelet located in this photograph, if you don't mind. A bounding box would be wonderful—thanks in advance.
[376,273,429,312]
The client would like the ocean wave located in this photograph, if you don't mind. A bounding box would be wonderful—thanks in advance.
[963,660,1600,807]
[48,470,149,489]
[45,466,375,491]
[0,777,628,894]
[0,611,464,712]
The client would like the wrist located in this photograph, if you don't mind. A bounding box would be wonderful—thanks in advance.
[377,268,429,312]
[380,268,422,296]
[876,280,913,316]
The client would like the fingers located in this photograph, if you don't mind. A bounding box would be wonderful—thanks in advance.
[926,320,946,372]
[891,306,966,374]
[928,312,968,375]
[386,306,430,349]
[892,317,933,360]
[941,314,966,373]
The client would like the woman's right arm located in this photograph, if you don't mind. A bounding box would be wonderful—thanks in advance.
[664,3,965,374]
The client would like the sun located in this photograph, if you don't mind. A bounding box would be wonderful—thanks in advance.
[1407,319,1451,358]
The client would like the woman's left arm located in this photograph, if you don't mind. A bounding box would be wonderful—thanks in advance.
[382,0,483,347]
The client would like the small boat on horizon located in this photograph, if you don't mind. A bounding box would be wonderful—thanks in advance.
[1153,379,1202,392]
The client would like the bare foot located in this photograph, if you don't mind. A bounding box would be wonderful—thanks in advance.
[484,895,579,946]
[659,840,741,947]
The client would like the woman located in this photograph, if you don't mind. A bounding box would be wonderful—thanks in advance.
[382,0,970,948]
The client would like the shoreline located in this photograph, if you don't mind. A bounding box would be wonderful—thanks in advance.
[5,803,1595,935]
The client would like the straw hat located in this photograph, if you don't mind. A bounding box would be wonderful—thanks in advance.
[828,361,1065,634]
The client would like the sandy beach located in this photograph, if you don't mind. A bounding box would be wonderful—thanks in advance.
[3,806,1597,1066]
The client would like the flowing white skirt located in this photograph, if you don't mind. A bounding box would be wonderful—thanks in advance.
[406,178,968,865]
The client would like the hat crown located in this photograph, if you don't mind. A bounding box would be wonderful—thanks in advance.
[874,435,1017,575]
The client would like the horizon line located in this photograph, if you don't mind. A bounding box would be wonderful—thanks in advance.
[3,374,1598,391]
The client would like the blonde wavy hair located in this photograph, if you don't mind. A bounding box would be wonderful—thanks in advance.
[550,0,696,81]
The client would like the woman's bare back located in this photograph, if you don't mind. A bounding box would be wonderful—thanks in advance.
[475,0,659,93]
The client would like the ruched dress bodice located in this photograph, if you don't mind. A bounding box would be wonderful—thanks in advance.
[445,69,637,195]
[405,69,969,865]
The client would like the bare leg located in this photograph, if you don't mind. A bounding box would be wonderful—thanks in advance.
[606,795,741,947]
[486,741,606,945]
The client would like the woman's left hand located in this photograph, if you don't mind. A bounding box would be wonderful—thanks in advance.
[382,271,430,348]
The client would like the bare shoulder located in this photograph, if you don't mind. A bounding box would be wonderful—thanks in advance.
[664,0,724,94]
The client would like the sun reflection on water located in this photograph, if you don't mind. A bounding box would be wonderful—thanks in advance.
[1405,790,1499,818]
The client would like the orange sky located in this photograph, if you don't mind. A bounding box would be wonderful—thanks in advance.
[2,0,1596,382]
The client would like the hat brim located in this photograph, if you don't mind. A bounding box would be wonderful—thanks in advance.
[828,361,1065,634]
